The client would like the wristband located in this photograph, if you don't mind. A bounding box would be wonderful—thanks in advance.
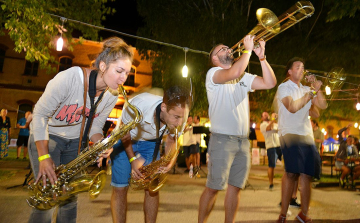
[259,55,266,61]
[38,154,51,162]
[129,156,137,163]
[242,50,252,55]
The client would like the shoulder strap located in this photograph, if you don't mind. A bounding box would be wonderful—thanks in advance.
[78,67,88,155]
[152,103,166,161]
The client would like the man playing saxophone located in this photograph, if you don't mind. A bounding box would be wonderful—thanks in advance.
[110,85,190,223]
[198,35,276,223]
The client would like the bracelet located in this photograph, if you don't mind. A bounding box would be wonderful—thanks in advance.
[38,154,51,162]
[259,55,266,61]
[242,50,252,55]
[129,156,137,163]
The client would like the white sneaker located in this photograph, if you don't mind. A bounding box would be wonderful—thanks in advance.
[189,164,193,178]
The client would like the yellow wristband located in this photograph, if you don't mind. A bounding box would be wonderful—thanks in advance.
[129,156,137,163]
[38,154,51,162]
[242,50,252,55]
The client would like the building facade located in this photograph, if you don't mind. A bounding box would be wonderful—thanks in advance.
[0,33,153,139]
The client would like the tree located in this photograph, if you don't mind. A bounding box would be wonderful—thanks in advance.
[0,0,115,71]
[135,0,360,121]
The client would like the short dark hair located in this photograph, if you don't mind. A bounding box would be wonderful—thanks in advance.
[163,86,190,111]
[195,115,200,120]
[284,57,305,77]
[311,119,318,127]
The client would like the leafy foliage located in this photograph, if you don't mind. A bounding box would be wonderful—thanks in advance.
[135,0,360,123]
[0,0,115,71]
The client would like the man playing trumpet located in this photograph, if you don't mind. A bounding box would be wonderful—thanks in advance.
[198,35,276,223]
[276,57,327,222]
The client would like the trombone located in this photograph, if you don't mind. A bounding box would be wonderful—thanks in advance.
[230,1,315,59]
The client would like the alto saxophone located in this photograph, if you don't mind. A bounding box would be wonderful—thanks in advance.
[129,129,180,192]
[27,86,141,210]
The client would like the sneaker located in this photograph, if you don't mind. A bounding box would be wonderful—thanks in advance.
[296,211,312,223]
[277,214,287,223]
[189,165,193,178]
[290,198,301,208]
[269,184,274,190]
[339,178,346,188]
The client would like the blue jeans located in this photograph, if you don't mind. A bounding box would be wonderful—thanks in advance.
[111,140,158,187]
[28,134,79,223]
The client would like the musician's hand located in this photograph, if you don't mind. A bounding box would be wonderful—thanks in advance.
[158,163,172,174]
[131,157,145,180]
[97,148,113,167]
[253,39,265,59]
[312,80,322,92]
[35,158,57,187]
[243,35,254,52]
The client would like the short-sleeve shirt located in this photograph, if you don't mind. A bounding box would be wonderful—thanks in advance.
[260,121,280,149]
[313,128,324,151]
[277,80,313,138]
[182,124,196,146]
[206,67,256,136]
[17,117,29,136]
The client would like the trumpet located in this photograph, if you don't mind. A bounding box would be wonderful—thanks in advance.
[230,1,315,59]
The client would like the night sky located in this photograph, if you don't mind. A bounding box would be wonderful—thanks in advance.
[99,0,143,46]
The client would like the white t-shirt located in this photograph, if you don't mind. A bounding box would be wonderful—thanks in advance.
[206,67,256,136]
[277,80,313,137]
[182,124,196,146]
[260,121,280,149]
[121,92,186,141]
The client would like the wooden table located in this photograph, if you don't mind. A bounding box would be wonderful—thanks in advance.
[321,153,336,177]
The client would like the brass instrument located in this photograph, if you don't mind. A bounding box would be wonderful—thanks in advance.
[27,86,141,210]
[129,129,180,192]
[230,1,315,59]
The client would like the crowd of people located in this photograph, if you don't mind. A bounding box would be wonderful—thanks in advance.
[0,32,357,223]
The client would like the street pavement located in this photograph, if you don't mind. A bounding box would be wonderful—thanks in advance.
[0,159,360,223]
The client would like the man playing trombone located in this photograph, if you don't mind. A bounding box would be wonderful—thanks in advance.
[198,35,276,223]
[276,57,327,223]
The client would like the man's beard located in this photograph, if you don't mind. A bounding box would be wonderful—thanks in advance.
[218,54,234,65]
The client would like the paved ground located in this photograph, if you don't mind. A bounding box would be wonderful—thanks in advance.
[0,159,359,223]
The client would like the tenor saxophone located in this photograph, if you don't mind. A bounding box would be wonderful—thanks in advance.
[129,129,180,192]
[27,86,141,210]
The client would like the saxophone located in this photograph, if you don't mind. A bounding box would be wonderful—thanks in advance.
[27,86,141,210]
[129,129,180,192]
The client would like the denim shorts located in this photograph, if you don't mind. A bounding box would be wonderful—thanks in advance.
[267,147,282,168]
[280,134,321,179]
[206,133,250,190]
[110,140,159,188]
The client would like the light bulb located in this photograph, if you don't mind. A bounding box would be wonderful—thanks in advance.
[57,36,63,51]
[325,85,331,95]
[355,123,358,128]
[321,128,325,133]
[252,123,256,129]
[182,65,188,77]
[357,102,360,111]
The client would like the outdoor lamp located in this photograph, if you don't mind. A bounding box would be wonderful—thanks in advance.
[56,36,63,51]
[182,47,189,78]
[355,123,358,128]
[325,85,331,95]
[356,102,360,111]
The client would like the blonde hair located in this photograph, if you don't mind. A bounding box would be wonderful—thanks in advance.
[94,37,134,70]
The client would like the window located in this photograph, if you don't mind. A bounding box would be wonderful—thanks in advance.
[0,49,5,72]
[17,103,33,123]
[24,61,39,76]
[124,66,136,87]
[58,57,73,72]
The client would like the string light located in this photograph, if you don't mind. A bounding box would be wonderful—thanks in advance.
[56,17,67,51]
[355,123,358,128]
[182,47,189,78]
[356,102,360,110]
[325,85,331,95]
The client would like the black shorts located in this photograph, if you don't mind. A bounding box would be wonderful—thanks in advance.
[280,134,321,179]
[17,135,29,147]
[183,144,198,157]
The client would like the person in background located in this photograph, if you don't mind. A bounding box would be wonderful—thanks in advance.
[0,108,11,159]
[311,119,324,154]
[16,111,32,159]
[335,124,359,188]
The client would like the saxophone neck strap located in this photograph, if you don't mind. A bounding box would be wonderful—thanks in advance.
[153,103,166,162]
[80,70,106,152]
